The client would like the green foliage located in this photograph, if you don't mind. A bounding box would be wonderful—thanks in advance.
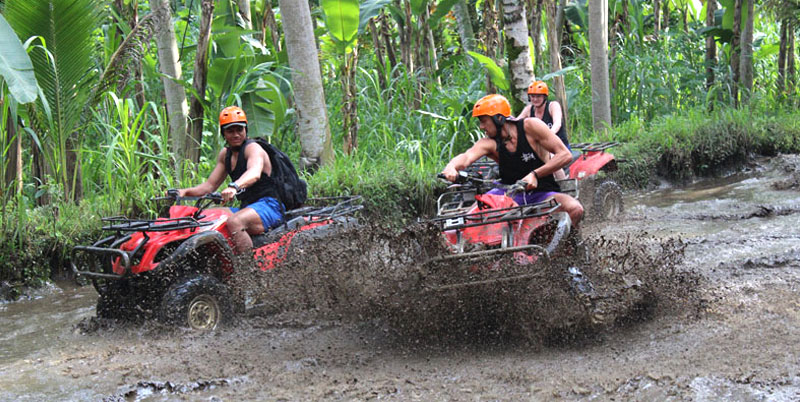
[0,190,113,284]
[609,102,800,188]
[0,14,37,103]
[4,0,102,201]
[467,51,510,90]
[321,0,360,47]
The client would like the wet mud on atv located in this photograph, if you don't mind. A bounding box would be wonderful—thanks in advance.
[71,193,362,330]
[412,167,649,339]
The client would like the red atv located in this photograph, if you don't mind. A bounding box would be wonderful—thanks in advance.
[568,142,623,221]
[429,168,594,299]
[71,193,362,330]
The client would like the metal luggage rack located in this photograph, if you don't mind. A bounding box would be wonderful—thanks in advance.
[571,141,620,152]
[100,216,213,233]
[286,195,364,222]
[437,188,479,216]
[432,198,560,230]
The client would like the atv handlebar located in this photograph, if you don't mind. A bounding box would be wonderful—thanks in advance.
[438,171,528,196]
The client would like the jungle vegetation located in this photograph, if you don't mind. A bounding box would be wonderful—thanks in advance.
[0,0,799,283]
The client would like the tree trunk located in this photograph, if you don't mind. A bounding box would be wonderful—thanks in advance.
[556,0,566,41]
[528,0,542,71]
[261,2,281,52]
[381,14,398,71]
[654,0,661,39]
[730,0,742,107]
[738,0,754,103]
[778,19,787,94]
[151,0,189,175]
[788,24,796,99]
[342,50,359,154]
[545,0,567,121]
[66,136,82,201]
[453,0,476,51]
[130,1,145,108]
[3,111,22,197]
[188,0,214,164]
[279,0,334,168]
[483,0,500,93]
[423,5,441,86]
[705,0,717,93]
[400,0,414,72]
[502,0,533,110]
[662,0,670,31]
[589,0,612,131]
[237,0,252,30]
[369,19,388,90]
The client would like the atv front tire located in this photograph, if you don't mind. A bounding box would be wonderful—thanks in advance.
[592,180,623,221]
[159,275,235,330]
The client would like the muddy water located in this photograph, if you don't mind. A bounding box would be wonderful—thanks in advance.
[2,155,800,400]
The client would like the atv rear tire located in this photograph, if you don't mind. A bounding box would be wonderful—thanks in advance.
[592,180,623,221]
[159,275,235,330]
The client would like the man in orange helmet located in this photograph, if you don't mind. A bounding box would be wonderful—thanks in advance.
[441,94,583,226]
[519,80,572,180]
[176,106,284,254]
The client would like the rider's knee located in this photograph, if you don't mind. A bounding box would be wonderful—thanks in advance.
[227,213,244,230]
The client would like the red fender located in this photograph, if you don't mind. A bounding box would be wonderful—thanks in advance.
[569,151,616,180]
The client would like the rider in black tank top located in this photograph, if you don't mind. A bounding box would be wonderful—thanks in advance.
[540,100,569,149]
[497,119,560,192]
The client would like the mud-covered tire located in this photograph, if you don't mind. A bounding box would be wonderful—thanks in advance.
[159,275,235,330]
[592,180,623,221]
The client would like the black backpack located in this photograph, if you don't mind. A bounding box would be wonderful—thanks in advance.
[250,137,308,210]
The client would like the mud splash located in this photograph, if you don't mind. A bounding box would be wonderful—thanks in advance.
[230,221,697,344]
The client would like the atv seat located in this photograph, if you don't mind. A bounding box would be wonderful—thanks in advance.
[251,216,306,249]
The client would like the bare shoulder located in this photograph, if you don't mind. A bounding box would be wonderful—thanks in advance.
[524,116,549,132]
[215,147,228,162]
[244,140,268,157]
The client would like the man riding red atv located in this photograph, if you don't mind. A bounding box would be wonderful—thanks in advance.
[71,192,361,330]
[431,94,598,320]
[72,104,362,330]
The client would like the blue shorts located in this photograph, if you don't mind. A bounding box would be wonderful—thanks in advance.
[487,188,558,205]
[231,197,284,230]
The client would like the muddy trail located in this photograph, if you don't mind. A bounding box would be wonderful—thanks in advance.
[2,155,800,400]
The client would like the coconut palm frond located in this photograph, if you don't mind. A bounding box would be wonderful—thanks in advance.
[89,12,158,107]
[5,0,101,139]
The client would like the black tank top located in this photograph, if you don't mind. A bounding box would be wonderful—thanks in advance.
[497,120,560,192]
[540,100,569,149]
[225,139,280,207]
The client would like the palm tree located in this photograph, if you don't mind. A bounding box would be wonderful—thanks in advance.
[589,0,612,130]
[5,0,102,202]
[280,0,334,168]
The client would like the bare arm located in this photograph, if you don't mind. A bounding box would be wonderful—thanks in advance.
[517,104,533,119]
[178,149,228,197]
[441,138,496,181]
[521,118,571,189]
[548,101,563,135]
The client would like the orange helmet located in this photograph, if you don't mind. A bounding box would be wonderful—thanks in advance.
[527,80,549,96]
[219,106,247,129]
[472,94,511,118]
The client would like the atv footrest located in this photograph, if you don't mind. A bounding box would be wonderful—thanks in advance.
[423,271,547,292]
[427,244,549,263]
